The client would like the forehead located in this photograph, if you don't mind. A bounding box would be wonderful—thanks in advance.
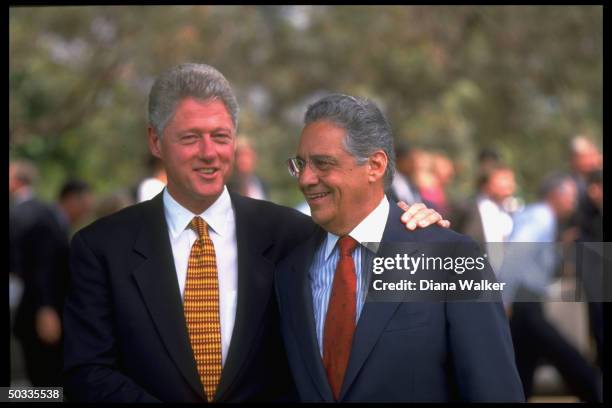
[563,179,577,192]
[492,169,514,179]
[298,120,347,155]
[169,97,234,130]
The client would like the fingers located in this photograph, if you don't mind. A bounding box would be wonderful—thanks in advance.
[437,219,451,228]
[397,201,410,212]
[400,203,426,227]
[406,209,441,230]
[400,203,451,230]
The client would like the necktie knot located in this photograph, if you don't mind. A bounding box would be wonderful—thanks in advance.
[190,216,208,240]
[338,235,358,257]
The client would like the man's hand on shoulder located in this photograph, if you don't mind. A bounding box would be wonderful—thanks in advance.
[398,201,451,230]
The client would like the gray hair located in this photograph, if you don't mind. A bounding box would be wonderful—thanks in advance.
[148,63,239,137]
[304,94,395,188]
[538,172,575,199]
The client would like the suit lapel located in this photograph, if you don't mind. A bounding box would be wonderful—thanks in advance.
[288,229,335,402]
[214,193,275,401]
[130,194,204,398]
[339,204,421,400]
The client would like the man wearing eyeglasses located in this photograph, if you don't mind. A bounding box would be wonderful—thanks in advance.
[275,94,524,402]
[63,63,449,403]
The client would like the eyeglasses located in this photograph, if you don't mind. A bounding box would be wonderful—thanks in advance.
[286,156,337,178]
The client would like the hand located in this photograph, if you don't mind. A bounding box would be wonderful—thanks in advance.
[398,201,451,230]
[35,306,62,345]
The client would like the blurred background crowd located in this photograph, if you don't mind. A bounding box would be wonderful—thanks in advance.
[9,5,603,402]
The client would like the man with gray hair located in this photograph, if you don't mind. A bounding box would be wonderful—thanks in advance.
[276,94,524,402]
[63,64,447,402]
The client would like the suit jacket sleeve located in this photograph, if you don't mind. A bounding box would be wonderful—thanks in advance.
[21,217,63,310]
[445,239,525,402]
[63,231,160,402]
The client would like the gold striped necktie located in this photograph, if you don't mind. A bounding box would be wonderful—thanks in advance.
[184,216,222,402]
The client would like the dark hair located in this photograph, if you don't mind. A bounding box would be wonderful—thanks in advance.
[478,148,500,164]
[395,141,412,159]
[537,172,573,199]
[477,163,513,189]
[59,179,91,201]
[586,169,603,186]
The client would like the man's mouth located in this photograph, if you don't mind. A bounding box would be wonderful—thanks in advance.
[195,168,219,177]
[305,191,330,201]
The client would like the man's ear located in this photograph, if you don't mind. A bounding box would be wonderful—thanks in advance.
[148,126,163,159]
[367,150,388,183]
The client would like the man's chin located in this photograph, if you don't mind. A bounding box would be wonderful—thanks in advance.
[193,184,224,200]
[310,210,333,229]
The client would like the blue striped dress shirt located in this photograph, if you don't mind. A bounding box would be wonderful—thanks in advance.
[309,196,390,355]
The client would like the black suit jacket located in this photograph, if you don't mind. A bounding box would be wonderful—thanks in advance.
[63,191,316,402]
[11,198,70,342]
[275,204,524,402]
[452,198,486,247]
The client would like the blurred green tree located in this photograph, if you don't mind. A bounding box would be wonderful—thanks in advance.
[9,5,602,206]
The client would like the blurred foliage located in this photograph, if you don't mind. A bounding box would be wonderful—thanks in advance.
[9,5,602,206]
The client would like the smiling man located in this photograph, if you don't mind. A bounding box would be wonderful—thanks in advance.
[275,94,525,402]
[62,63,448,402]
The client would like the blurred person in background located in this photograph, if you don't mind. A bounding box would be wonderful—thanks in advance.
[227,136,269,200]
[560,135,603,242]
[96,189,135,219]
[10,170,93,387]
[137,156,167,202]
[477,147,501,175]
[429,152,455,217]
[9,160,39,279]
[411,148,435,200]
[498,173,601,402]
[569,135,602,197]
[579,169,603,243]
[577,169,603,369]
[412,150,455,218]
[386,141,425,206]
[453,164,516,248]
[565,136,603,370]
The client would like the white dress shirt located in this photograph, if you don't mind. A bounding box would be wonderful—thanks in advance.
[477,195,514,243]
[477,195,514,273]
[138,177,166,202]
[310,195,390,354]
[163,186,238,367]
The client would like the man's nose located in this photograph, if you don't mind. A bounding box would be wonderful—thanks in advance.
[298,161,318,187]
[197,135,217,160]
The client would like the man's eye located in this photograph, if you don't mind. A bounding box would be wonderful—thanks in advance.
[313,159,334,170]
[180,135,198,143]
[213,134,231,143]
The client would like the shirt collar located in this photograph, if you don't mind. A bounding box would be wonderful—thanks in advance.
[323,195,390,260]
[163,186,232,239]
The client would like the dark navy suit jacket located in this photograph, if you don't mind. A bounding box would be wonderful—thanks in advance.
[274,203,525,402]
[63,192,316,402]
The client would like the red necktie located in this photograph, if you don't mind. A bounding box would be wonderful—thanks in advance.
[323,235,358,401]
